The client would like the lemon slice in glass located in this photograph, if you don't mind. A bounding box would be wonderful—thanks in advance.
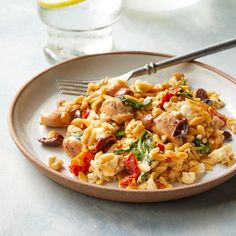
[38,0,86,9]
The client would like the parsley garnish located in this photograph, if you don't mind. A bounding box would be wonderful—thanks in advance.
[140,172,149,183]
[177,90,193,99]
[119,96,152,110]
[194,138,210,154]
[115,130,126,139]
[114,130,154,162]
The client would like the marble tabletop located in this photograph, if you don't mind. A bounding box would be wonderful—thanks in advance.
[1,0,236,235]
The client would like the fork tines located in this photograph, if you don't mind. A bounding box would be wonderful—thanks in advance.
[56,79,98,96]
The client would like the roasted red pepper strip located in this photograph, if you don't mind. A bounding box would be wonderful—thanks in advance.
[81,123,87,130]
[159,88,180,109]
[123,153,140,176]
[120,153,140,188]
[120,174,137,188]
[156,180,166,189]
[82,108,90,119]
[165,157,172,163]
[80,108,90,129]
[69,150,94,176]
[69,163,81,177]
[83,151,94,173]
[156,143,165,152]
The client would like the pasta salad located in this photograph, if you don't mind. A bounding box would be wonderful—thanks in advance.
[38,73,236,190]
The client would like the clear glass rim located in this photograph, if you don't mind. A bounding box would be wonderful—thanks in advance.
[40,15,120,32]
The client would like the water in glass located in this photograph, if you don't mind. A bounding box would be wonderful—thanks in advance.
[38,0,121,61]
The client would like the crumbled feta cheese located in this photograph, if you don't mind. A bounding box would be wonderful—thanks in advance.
[182,172,196,184]
[146,178,157,190]
[197,163,206,174]
[67,125,81,136]
[95,127,112,140]
[196,134,203,140]
[179,103,194,120]
[47,155,63,171]
[163,102,176,111]
[138,161,151,172]
[208,144,233,164]
[88,110,99,120]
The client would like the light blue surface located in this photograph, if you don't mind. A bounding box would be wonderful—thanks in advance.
[1,0,236,235]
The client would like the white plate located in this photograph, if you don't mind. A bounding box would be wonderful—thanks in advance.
[8,51,236,202]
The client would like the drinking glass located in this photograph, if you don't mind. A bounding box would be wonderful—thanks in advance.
[37,0,122,61]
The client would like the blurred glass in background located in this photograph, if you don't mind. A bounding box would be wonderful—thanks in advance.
[37,0,121,61]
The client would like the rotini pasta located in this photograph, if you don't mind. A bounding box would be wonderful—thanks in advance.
[39,73,235,190]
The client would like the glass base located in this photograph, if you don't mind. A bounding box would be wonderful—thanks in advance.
[44,26,113,62]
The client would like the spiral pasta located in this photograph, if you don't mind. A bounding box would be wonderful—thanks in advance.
[40,73,235,190]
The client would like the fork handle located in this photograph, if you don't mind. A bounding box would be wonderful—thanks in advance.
[130,38,236,78]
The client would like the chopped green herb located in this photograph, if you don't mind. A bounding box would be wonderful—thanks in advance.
[115,130,126,139]
[140,172,149,183]
[194,138,210,154]
[177,90,193,99]
[119,96,152,110]
[113,141,137,155]
[181,79,187,85]
[114,130,154,162]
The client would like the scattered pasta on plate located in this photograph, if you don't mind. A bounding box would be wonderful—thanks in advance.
[38,73,236,190]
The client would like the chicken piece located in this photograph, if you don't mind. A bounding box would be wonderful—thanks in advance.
[115,88,134,97]
[151,112,183,146]
[40,110,71,128]
[40,102,80,128]
[100,97,133,124]
[212,115,225,129]
[63,136,82,158]
[106,80,129,96]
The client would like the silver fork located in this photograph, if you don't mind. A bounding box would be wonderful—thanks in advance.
[57,38,236,96]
